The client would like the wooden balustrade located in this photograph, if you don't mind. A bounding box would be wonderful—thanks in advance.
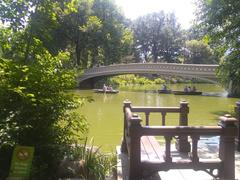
[121,100,237,180]
[121,100,190,153]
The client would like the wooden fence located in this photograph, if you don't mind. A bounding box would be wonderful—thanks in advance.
[121,100,238,180]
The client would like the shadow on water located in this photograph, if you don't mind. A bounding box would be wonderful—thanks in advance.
[210,110,232,121]
[202,91,228,97]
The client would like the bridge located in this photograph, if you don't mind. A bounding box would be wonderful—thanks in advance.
[79,63,219,84]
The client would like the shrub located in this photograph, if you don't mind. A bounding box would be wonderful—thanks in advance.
[0,49,89,179]
[59,139,116,179]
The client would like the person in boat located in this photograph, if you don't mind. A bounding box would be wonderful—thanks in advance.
[184,86,188,92]
[192,86,196,92]
[161,84,167,91]
[102,84,107,92]
[108,85,113,91]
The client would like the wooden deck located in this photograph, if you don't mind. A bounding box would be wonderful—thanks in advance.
[117,136,240,180]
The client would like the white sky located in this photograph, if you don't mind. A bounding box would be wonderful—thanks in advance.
[115,0,197,29]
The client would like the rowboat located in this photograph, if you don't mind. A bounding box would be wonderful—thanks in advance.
[94,89,119,94]
[172,90,202,95]
[158,89,172,94]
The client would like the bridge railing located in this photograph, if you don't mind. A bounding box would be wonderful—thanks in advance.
[80,63,218,82]
[84,63,217,74]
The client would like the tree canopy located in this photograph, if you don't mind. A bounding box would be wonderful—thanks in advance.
[0,0,133,67]
[132,11,184,63]
[182,39,216,64]
[197,0,240,97]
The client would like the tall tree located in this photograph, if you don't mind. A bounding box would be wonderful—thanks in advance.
[91,0,133,66]
[0,0,133,67]
[197,0,240,97]
[183,40,216,64]
[132,11,184,63]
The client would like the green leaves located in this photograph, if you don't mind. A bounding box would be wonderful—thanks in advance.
[0,50,89,178]
[133,12,183,63]
[183,39,216,64]
[197,0,240,96]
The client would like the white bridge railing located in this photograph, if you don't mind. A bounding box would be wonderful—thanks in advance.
[79,63,219,83]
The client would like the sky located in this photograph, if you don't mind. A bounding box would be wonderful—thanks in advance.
[115,0,197,29]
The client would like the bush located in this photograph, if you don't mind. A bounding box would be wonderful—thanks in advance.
[0,49,89,179]
[59,139,116,179]
[109,74,165,86]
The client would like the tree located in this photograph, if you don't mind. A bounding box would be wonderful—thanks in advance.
[90,0,133,66]
[183,40,216,64]
[132,15,151,62]
[197,0,240,97]
[132,11,184,63]
[0,0,133,67]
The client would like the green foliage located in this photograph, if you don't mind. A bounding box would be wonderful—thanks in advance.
[197,0,240,96]
[109,74,165,86]
[60,139,116,179]
[133,11,184,63]
[0,0,126,178]
[0,47,89,178]
[217,52,240,97]
[0,0,133,67]
[183,39,217,64]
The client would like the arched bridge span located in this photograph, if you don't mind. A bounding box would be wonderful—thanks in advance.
[79,63,219,84]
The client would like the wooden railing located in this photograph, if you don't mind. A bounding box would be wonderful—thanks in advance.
[121,100,191,153]
[121,100,237,180]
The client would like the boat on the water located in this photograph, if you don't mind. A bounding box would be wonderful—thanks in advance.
[94,89,119,94]
[158,89,172,94]
[172,90,202,95]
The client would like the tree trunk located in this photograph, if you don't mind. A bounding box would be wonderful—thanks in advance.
[228,80,240,97]
[152,43,158,63]
[75,37,82,66]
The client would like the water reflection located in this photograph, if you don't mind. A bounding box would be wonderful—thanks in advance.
[77,84,239,151]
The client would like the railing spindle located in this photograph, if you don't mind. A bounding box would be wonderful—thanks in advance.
[145,112,150,126]
[162,112,166,126]
[191,135,200,163]
[164,136,172,162]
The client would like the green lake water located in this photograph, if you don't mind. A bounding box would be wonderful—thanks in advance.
[75,84,239,152]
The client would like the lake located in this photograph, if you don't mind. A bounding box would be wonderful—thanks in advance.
[76,83,239,151]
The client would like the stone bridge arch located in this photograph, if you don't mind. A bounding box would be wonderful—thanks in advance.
[78,63,219,85]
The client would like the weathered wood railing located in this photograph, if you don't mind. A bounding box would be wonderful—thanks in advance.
[121,100,237,180]
[121,100,191,153]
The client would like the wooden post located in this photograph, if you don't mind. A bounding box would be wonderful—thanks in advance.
[190,135,200,163]
[121,100,131,153]
[176,101,191,152]
[218,114,237,180]
[162,112,166,126]
[129,114,142,180]
[236,101,240,151]
[145,112,150,126]
[164,136,172,162]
